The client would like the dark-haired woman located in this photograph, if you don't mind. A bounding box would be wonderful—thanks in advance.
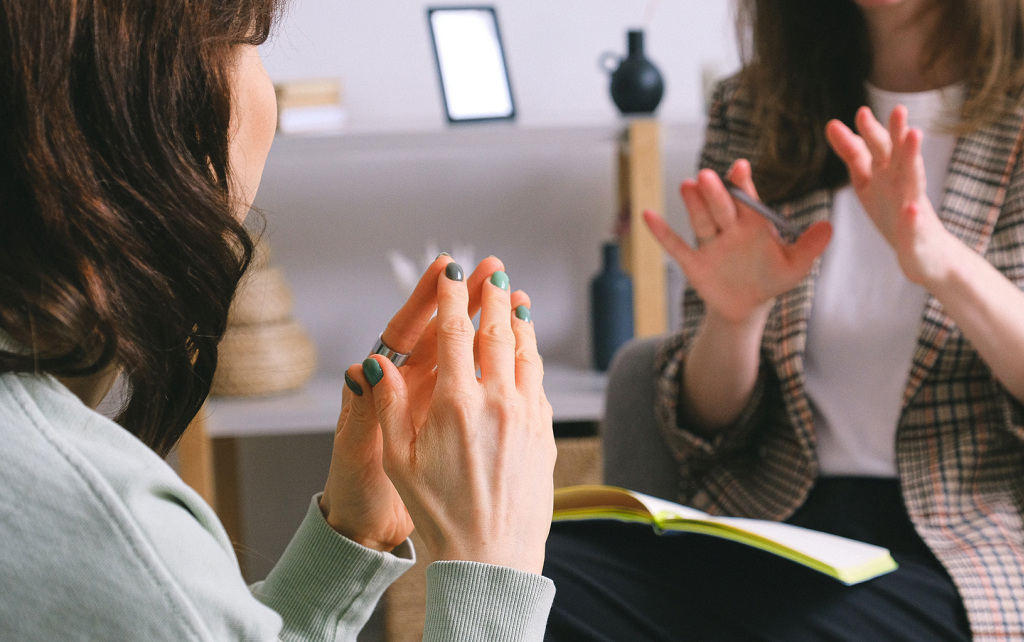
[544,1,1024,640]
[0,1,556,640]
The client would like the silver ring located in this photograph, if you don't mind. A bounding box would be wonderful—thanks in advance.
[371,333,411,367]
[696,235,716,247]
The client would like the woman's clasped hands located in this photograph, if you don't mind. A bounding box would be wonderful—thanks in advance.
[319,255,556,575]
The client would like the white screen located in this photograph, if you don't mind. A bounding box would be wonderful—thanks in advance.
[430,9,514,121]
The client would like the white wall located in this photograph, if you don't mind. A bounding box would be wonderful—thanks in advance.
[260,0,740,131]
[252,2,741,372]
[252,123,703,373]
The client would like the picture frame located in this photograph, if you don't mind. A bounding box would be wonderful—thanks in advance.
[427,7,516,123]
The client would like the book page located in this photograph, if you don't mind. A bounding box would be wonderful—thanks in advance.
[554,485,652,514]
[630,491,710,521]
[553,485,895,583]
[710,516,890,570]
[629,490,886,569]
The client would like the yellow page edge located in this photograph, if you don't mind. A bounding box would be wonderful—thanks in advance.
[652,512,898,585]
[552,497,898,585]
[553,507,653,526]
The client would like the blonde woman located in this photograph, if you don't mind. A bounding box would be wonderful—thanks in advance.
[545,1,1024,640]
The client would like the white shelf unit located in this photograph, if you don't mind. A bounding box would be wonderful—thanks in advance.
[205,363,607,438]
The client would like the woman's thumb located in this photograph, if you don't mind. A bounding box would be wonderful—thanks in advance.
[341,363,381,435]
[787,220,833,275]
[361,356,414,459]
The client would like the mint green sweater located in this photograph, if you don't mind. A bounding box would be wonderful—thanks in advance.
[0,350,554,640]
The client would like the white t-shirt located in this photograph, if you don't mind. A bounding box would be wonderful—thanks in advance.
[805,82,965,477]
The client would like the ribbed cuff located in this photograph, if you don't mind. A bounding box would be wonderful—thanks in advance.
[424,561,555,642]
[251,494,415,642]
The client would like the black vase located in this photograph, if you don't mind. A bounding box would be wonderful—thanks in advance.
[590,242,634,371]
[608,30,664,115]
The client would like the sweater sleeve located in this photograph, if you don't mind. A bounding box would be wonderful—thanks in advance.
[252,496,555,642]
[251,494,414,642]
[422,562,555,642]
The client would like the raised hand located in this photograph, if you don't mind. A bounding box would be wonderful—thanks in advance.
[365,259,556,575]
[318,255,508,552]
[645,159,833,325]
[825,106,956,285]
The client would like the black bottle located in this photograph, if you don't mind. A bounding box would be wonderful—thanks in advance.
[591,242,634,371]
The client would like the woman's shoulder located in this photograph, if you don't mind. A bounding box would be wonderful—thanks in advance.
[707,74,756,124]
[701,73,760,176]
[0,372,277,640]
[0,372,214,529]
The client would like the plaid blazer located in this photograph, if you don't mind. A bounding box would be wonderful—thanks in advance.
[655,76,1024,640]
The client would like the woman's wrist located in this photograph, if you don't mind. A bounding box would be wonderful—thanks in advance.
[318,493,399,553]
[911,223,963,294]
[704,300,772,342]
[682,303,770,430]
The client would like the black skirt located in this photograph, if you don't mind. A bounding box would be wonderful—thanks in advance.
[543,478,971,642]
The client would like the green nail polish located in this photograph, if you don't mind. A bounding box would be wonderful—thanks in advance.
[445,262,464,281]
[344,372,364,396]
[515,305,531,323]
[362,358,383,386]
[435,252,450,259]
[490,270,509,291]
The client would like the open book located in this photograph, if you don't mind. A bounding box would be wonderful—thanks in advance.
[553,485,898,585]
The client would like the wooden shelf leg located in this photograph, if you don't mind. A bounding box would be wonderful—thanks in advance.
[618,118,668,338]
[212,437,244,551]
[177,409,216,506]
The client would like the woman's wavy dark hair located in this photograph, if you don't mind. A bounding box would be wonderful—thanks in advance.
[0,0,281,455]
[738,0,1024,203]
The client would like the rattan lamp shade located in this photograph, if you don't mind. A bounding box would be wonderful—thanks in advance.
[211,244,317,397]
[227,267,293,326]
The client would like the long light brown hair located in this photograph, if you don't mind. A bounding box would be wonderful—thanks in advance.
[737,0,1024,203]
[0,0,281,455]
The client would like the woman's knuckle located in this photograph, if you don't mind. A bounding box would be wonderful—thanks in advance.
[447,402,475,430]
[375,388,401,415]
[438,315,473,340]
[542,399,554,421]
[515,346,541,368]
[437,390,475,422]
[488,394,519,424]
[348,399,372,423]
[480,321,514,346]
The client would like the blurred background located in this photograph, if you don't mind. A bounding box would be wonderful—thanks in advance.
[210,0,740,619]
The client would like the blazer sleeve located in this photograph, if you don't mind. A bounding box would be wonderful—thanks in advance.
[994,149,1024,442]
[653,76,768,478]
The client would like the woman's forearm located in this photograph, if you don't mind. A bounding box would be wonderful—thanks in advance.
[682,305,770,430]
[926,235,1024,403]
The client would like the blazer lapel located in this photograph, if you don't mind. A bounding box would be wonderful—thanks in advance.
[768,189,832,460]
[903,99,1024,408]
